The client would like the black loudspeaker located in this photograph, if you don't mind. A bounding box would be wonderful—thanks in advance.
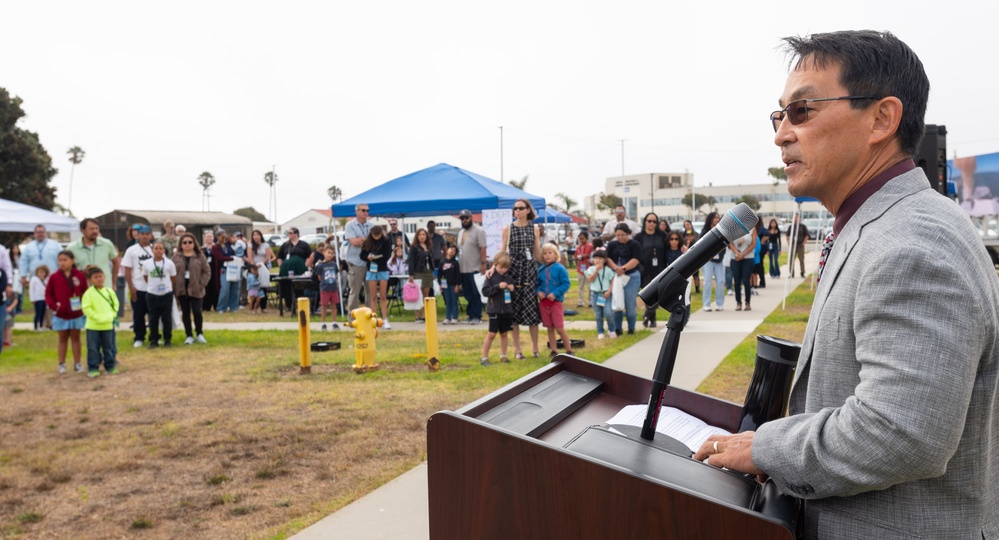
[915,124,947,196]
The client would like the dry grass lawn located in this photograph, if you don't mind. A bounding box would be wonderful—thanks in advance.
[0,328,646,539]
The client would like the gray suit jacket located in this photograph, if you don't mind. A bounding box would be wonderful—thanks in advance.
[754,167,999,539]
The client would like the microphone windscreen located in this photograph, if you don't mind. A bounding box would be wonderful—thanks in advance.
[716,203,759,242]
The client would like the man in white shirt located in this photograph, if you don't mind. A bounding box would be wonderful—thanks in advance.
[121,224,154,348]
[601,205,641,241]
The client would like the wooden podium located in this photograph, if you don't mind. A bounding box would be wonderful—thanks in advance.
[427,354,798,539]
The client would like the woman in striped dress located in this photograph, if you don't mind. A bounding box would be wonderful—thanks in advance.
[501,198,542,359]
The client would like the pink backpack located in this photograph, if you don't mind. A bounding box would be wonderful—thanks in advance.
[402,281,422,303]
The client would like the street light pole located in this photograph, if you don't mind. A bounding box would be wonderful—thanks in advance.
[499,126,504,183]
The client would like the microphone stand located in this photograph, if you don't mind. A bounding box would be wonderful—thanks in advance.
[640,278,689,441]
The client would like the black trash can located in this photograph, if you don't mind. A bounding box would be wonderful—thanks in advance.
[738,335,801,432]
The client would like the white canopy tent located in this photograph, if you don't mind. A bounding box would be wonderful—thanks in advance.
[0,198,79,233]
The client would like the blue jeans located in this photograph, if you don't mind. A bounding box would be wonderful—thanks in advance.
[217,276,241,313]
[86,329,116,372]
[613,270,640,334]
[460,272,483,320]
[591,291,615,335]
[442,286,459,321]
[768,249,781,277]
[731,259,754,305]
[702,260,726,308]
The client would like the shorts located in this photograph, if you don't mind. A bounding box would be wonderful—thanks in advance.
[247,287,260,298]
[488,313,513,334]
[365,271,389,281]
[320,290,340,307]
[52,315,86,331]
[539,298,564,329]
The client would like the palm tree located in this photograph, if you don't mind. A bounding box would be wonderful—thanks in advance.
[197,171,216,211]
[508,175,529,190]
[66,146,85,213]
[264,170,279,222]
[554,192,577,214]
[327,185,342,204]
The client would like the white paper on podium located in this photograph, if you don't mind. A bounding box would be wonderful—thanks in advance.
[605,405,732,452]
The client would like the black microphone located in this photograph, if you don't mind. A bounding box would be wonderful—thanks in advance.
[639,203,759,309]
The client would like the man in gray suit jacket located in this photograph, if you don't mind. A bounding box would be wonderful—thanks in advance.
[694,31,998,538]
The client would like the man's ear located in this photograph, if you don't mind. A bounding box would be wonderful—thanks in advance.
[869,97,903,146]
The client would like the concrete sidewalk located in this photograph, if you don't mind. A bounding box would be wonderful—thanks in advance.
[291,255,818,539]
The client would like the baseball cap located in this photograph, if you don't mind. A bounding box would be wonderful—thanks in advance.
[459,209,472,218]
[234,231,244,237]
[135,225,152,233]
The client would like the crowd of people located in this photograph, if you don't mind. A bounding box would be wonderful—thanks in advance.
[2,203,803,370]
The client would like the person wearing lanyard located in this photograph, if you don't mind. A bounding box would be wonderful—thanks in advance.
[121,224,155,348]
[172,233,211,345]
[19,225,62,289]
[45,250,88,374]
[605,223,641,335]
[141,240,177,349]
[634,212,668,328]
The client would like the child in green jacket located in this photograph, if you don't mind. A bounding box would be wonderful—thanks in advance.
[81,267,119,377]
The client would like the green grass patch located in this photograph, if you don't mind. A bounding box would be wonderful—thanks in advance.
[696,279,814,403]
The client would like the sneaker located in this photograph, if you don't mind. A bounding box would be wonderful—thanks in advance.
[383,320,392,330]
[415,317,425,323]
[608,331,617,338]
[321,324,327,331]
[196,334,208,344]
[133,340,143,348]
[703,305,713,312]
[727,289,734,296]
[87,371,100,378]
[58,364,67,374]
[147,343,159,350]
[715,305,724,311]
[499,356,510,363]
[75,363,84,373]
[480,358,492,367]
[163,342,172,348]
[108,368,119,375]
[597,334,605,340]
[184,336,195,345]
[331,323,340,330]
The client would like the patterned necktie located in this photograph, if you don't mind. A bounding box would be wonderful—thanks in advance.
[817,232,835,283]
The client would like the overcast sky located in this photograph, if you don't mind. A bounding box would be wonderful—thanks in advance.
[4,0,997,223]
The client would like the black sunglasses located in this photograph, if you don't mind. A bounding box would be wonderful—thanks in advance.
[645,219,658,223]
[181,240,194,244]
[770,96,877,132]
[513,206,527,211]
[357,209,370,213]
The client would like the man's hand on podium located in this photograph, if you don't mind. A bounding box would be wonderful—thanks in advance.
[694,432,768,483]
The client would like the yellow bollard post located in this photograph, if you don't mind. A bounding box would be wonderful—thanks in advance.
[346,307,382,373]
[298,297,311,374]
[424,296,440,371]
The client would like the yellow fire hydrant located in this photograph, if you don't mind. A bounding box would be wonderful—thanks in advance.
[345,307,383,373]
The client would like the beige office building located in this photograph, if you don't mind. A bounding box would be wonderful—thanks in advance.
[585,172,829,227]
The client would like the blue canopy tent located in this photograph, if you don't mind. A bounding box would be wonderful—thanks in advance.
[533,207,572,224]
[332,163,545,218]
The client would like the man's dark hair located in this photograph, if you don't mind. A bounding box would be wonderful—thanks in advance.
[781,30,929,155]
[79,218,98,231]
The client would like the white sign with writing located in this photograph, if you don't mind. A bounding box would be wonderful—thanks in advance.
[482,209,510,261]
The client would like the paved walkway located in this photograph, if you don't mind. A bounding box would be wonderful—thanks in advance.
[291,254,818,539]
